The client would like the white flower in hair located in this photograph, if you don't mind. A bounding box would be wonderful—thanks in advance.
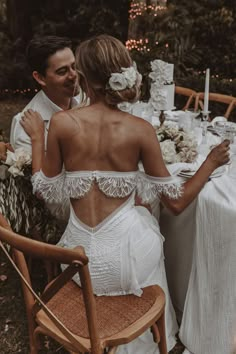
[121,66,137,88]
[108,62,141,91]
[109,73,127,91]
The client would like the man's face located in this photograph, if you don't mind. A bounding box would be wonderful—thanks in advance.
[42,47,77,99]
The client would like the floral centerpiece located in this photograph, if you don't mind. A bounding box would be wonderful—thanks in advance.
[155,124,198,164]
[0,140,64,243]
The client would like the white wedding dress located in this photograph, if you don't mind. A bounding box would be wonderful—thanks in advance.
[32,169,183,353]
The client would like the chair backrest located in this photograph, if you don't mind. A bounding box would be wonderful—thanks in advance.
[175,86,197,110]
[194,92,236,119]
[0,225,102,353]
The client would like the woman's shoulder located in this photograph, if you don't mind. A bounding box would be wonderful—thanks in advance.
[125,112,156,134]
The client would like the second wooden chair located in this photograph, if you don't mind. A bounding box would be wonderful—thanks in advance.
[194,92,236,120]
[175,86,197,111]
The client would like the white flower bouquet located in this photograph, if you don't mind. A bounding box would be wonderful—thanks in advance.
[0,145,64,243]
[156,125,198,164]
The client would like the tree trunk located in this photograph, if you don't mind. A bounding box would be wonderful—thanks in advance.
[6,0,32,41]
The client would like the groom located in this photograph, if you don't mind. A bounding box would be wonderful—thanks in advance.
[10,35,84,151]
[10,35,85,221]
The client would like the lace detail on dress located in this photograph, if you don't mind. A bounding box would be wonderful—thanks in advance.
[65,173,93,198]
[96,175,137,198]
[65,171,138,198]
[137,172,183,203]
[31,170,65,203]
[32,169,183,204]
[32,170,138,202]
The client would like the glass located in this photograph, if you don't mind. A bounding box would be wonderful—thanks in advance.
[186,109,201,128]
[214,121,226,141]
[224,123,236,143]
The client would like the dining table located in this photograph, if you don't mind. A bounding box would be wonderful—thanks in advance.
[158,124,236,354]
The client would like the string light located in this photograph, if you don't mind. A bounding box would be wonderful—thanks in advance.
[0,88,38,97]
[129,1,167,20]
[126,38,151,51]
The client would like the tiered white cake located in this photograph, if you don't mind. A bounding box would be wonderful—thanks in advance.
[148,60,175,111]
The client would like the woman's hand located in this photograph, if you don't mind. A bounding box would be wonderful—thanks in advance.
[206,139,230,169]
[20,109,44,141]
[0,142,14,161]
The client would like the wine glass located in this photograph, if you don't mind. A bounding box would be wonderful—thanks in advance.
[185,109,201,131]
[214,121,226,141]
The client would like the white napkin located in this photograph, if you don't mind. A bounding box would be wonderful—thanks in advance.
[211,116,227,126]
[167,154,206,175]
[164,110,184,121]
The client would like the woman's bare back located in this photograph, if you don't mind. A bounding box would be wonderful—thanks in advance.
[52,103,150,227]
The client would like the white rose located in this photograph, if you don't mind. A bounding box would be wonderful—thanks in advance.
[121,66,137,88]
[109,73,127,91]
[8,165,24,177]
[14,148,31,167]
[5,150,16,166]
[160,140,177,164]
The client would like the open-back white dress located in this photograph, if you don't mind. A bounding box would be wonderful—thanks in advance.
[32,169,183,353]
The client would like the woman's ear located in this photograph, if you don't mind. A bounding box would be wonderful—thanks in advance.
[32,71,46,87]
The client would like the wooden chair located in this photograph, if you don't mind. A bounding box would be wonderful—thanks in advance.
[194,92,236,120]
[175,86,197,111]
[0,223,168,354]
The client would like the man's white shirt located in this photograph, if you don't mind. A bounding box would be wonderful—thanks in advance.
[9,89,84,221]
[10,89,83,151]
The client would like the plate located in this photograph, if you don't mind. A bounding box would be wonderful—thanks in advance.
[178,166,226,179]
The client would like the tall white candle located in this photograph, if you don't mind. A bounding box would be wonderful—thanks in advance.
[203,68,210,113]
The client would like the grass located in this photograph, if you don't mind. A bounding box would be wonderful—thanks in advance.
[0,98,185,354]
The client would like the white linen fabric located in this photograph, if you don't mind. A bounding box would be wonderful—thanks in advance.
[32,170,182,353]
[161,147,236,354]
[167,154,206,176]
[179,172,236,354]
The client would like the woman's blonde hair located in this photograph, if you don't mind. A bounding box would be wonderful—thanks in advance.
[75,34,141,106]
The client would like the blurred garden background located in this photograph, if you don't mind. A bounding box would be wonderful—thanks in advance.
[0,0,235,103]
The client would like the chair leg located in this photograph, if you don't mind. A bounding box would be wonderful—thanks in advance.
[156,311,168,354]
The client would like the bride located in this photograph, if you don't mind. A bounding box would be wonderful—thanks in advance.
[21,34,229,353]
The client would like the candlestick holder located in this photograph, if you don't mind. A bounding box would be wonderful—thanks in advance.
[201,111,210,144]
[159,110,165,126]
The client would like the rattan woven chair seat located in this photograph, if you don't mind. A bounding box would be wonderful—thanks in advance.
[37,280,160,339]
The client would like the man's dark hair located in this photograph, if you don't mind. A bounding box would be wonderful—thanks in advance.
[26,36,73,75]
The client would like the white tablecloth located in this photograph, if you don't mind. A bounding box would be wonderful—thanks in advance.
[160,160,236,354]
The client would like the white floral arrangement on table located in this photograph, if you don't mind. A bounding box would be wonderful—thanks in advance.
[148,59,174,112]
[0,144,65,243]
[155,125,198,164]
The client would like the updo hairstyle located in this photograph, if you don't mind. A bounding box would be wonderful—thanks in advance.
[75,35,141,106]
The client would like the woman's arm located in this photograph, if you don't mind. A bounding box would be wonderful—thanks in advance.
[20,109,63,176]
[140,123,230,214]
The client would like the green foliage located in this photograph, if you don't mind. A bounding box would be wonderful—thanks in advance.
[0,0,131,93]
[129,0,236,100]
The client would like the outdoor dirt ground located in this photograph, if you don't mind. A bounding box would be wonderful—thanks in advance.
[0,98,185,354]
